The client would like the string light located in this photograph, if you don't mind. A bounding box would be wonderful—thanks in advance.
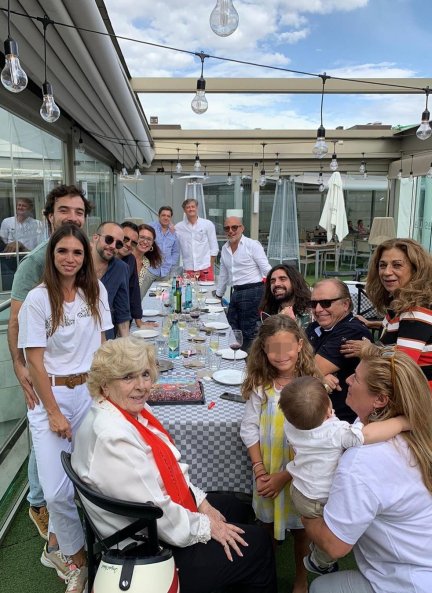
[194,142,202,171]
[170,160,174,184]
[77,129,85,154]
[226,151,233,185]
[1,0,28,93]
[329,140,338,171]
[210,0,239,37]
[359,152,366,175]
[39,16,60,123]
[274,153,280,174]
[397,151,403,180]
[416,88,432,141]
[120,143,128,177]
[191,53,209,115]
[240,168,244,192]
[134,140,141,178]
[175,148,183,173]
[313,74,329,158]
[259,143,266,187]
[409,154,414,180]
[318,166,325,192]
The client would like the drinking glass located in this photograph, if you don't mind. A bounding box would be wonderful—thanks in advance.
[178,314,187,331]
[161,316,171,338]
[188,322,198,339]
[209,332,220,353]
[190,307,200,322]
[229,329,243,363]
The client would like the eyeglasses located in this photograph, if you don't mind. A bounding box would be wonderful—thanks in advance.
[308,297,345,309]
[123,236,138,249]
[97,234,124,250]
[223,225,241,232]
[138,236,154,244]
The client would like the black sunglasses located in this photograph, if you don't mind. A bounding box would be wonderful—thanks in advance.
[308,297,345,309]
[224,224,241,232]
[123,236,138,249]
[97,234,124,250]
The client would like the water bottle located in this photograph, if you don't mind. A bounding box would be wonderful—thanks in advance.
[168,319,180,359]
[175,280,182,314]
[184,282,192,311]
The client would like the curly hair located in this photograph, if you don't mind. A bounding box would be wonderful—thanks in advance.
[360,344,432,493]
[137,224,163,268]
[241,315,322,400]
[43,184,92,231]
[366,238,432,314]
[87,337,158,398]
[260,265,311,316]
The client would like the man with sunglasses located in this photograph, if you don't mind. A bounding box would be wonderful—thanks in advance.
[305,279,371,423]
[91,221,130,340]
[215,216,271,351]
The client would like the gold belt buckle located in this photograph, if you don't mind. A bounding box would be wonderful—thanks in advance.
[65,375,79,389]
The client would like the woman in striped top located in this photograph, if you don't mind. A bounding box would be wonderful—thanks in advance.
[341,238,432,387]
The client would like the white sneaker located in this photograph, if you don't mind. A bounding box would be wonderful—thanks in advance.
[65,565,88,593]
[40,544,74,581]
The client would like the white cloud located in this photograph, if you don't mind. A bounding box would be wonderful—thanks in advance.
[279,29,310,44]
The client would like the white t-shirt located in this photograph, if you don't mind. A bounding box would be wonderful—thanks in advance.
[175,217,219,270]
[284,415,364,501]
[324,437,432,593]
[18,282,113,375]
[0,216,44,251]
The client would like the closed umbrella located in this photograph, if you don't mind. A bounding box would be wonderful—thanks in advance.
[319,171,348,242]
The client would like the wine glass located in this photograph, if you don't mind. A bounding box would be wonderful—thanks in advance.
[190,307,200,322]
[229,329,243,363]
[178,314,187,331]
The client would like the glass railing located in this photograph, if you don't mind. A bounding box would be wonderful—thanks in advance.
[0,298,29,541]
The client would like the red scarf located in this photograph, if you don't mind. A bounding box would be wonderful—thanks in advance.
[108,399,197,513]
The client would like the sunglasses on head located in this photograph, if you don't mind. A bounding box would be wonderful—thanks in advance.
[98,234,124,250]
[224,224,241,232]
[123,236,138,249]
[308,297,345,309]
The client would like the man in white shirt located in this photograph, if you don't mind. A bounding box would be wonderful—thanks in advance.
[0,197,43,252]
[175,198,219,281]
[215,217,271,350]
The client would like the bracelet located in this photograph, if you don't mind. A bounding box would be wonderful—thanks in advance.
[252,461,264,471]
[255,471,267,479]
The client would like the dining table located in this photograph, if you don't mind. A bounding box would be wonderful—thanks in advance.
[300,241,338,279]
[134,281,253,495]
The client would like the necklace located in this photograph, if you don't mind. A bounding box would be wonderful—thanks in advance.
[274,375,293,389]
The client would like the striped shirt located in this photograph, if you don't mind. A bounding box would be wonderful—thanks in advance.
[381,307,432,386]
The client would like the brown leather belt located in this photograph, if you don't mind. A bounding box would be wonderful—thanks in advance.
[49,373,88,389]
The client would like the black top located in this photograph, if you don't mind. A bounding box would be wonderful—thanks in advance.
[122,254,142,321]
[306,314,372,423]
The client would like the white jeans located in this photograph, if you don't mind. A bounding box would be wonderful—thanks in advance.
[310,570,375,593]
[28,383,92,556]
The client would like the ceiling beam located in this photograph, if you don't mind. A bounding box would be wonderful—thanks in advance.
[131,77,432,94]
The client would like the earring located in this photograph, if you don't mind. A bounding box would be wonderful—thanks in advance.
[149,245,154,251]
[369,407,381,420]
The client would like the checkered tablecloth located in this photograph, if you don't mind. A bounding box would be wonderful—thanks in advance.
[140,287,253,494]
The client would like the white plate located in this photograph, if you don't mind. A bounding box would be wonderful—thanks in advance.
[205,298,221,304]
[212,369,245,386]
[132,329,160,339]
[217,348,248,360]
[142,309,160,317]
[198,281,215,286]
[204,322,230,330]
[207,306,224,313]
[199,287,208,293]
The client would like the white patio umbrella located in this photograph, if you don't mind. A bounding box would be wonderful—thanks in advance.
[319,171,349,242]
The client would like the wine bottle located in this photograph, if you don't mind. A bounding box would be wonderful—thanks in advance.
[175,280,182,313]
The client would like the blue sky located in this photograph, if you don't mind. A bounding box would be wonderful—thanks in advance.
[103,0,431,130]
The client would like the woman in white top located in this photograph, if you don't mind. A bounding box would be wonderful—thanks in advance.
[303,345,432,593]
[18,224,112,593]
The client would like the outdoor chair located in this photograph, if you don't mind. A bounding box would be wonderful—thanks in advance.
[339,238,356,268]
[298,245,315,276]
[355,240,371,267]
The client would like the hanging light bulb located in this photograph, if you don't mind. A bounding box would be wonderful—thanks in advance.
[133,141,141,178]
[416,88,432,141]
[169,161,175,184]
[259,143,267,187]
[193,142,201,171]
[409,154,414,180]
[329,141,338,171]
[359,152,366,175]
[277,175,283,186]
[1,2,28,93]
[318,166,325,192]
[226,151,233,185]
[191,53,209,114]
[39,17,60,123]
[397,151,403,180]
[313,74,329,158]
[427,162,432,179]
[209,0,239,37]
[239,168,244,192]
[77,130,85,154]
[120,144,128,177]
[204,165,209,179]
[175,148,183,173]
[274,153,280,175]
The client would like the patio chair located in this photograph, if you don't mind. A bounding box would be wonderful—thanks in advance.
[322,244,340,274]
[60,452,174,593]
[298,245,315,276]
[355,240,371,267]
[339,238,356,268]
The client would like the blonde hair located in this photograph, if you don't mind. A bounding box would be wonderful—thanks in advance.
[87,337,158,398]
[241,315,322,400]
[279,376,330,430]
[366,238,432,314]
[361,344,432,493]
